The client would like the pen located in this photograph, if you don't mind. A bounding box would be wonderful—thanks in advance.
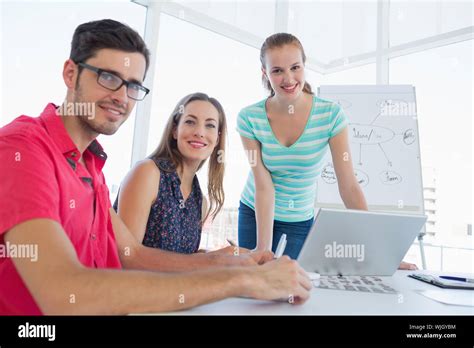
[226,239,237,247]
[274,234,287,258]
[439,276,474,283]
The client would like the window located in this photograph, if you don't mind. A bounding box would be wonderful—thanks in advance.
[318,63,376,85]
[390,40,473,272]
[390,0,473,47]
[171,0,276,39]
[288,1,377,64]
[390,40,472,236]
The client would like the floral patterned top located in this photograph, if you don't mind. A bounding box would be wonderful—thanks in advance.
[114,158,202,253]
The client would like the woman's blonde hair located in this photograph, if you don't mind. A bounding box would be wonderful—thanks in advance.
[148,92,226,222]
[260,33,313,97]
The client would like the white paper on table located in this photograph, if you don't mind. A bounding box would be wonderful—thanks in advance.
[417,290,474,307]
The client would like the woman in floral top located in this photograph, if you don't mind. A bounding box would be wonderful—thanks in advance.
[114,92,226,254]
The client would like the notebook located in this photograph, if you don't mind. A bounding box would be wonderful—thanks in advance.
[408,273,474,290]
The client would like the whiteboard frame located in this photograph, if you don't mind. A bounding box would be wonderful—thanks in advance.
[315,85,426,227]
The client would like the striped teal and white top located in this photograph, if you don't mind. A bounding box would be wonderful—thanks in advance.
[236,95,348,222]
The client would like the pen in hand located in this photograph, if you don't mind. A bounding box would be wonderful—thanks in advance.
[226,239,237,247]
[274,234,287,259]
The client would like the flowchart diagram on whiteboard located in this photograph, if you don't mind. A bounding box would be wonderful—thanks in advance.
[316,85,425,214]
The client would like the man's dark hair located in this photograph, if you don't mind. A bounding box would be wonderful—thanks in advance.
[70,19,150,77]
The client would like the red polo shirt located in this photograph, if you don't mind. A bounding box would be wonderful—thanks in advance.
[0,103,122,315]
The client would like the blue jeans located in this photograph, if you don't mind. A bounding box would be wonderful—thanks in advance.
[238,201,313,259]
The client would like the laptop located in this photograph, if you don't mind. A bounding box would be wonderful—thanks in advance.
[297,208,427,276]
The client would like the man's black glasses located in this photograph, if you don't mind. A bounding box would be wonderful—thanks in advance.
[77,62,150,101]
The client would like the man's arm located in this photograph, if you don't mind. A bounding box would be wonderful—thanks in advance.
[5,219,311,314]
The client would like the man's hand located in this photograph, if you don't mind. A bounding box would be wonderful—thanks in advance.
[242,256,312,304]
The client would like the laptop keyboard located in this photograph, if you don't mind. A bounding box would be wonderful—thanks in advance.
[313,275,397,294]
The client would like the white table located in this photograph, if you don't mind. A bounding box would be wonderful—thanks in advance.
[164,271,474,315]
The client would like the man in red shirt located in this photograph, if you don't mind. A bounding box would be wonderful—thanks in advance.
[0,19,311,314]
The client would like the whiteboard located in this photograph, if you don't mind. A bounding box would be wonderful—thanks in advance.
[316,85,425,215]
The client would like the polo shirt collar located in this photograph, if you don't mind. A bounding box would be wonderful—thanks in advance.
[40,103,108,170]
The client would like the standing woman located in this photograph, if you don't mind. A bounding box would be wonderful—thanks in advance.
[236,33,368,259]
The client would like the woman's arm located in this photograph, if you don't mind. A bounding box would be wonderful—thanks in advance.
[329,128,368,210]
[240,136,275,251]
[115,160,259,266]
[201,195,208,224]
[116,159,160,243]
